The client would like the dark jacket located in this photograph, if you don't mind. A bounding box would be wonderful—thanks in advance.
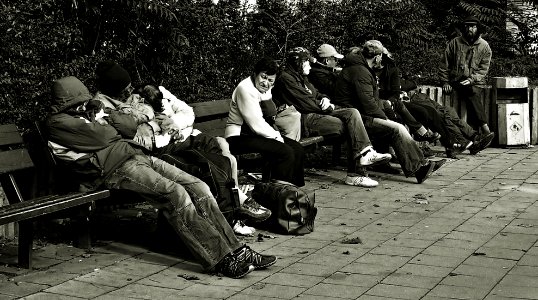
[378,63,402,102]
[308,63,338,99]
[46,76,143,190]
[333,52,387,121]
[272,66,329,115]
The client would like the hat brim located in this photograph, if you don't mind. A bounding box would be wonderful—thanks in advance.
[334,53,344,59]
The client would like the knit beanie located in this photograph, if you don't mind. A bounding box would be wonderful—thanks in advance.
[95,60,131,97]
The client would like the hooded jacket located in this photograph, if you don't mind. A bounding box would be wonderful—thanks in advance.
[46,76,143,190]
[272,66,328,115]
[333,52,387,121]
[308,63,338,99]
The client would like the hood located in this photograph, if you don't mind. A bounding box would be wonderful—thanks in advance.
[342,51,366,67]
[51,76,92,114]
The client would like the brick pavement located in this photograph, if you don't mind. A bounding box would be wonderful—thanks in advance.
[1,146,538,299]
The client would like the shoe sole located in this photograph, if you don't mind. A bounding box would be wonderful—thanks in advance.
[359,155,392,167]
[226,265,255,279]
[254,257,278,269]
[238,211,272,223]
[470,133,495,155]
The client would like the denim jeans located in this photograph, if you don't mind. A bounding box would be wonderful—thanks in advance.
[368,118,426,176]
[302,108,371,175]
[104,154,240,270]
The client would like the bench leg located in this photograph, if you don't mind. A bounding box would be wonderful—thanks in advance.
[73,204,92,250]
[17,220,33,269]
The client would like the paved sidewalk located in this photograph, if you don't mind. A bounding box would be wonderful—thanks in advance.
[1,146,538,300]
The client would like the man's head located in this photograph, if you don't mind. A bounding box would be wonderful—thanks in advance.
[461,16,481,43]
[316,44,343,68]
[362,40,384,69]
[286,47,312,75]
[95,60,133,101]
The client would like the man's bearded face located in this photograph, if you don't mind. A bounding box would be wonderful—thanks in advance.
[463,23,478,42]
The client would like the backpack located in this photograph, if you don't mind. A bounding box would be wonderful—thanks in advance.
[252,180,317,235]
[159,149,239,225]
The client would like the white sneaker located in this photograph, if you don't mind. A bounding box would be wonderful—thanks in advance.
[345,176,379,187]
[233,220,256,236]
[359,149,392,166]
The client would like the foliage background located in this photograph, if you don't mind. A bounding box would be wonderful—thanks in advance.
[1,0,537,130]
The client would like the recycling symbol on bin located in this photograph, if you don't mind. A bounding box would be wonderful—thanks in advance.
[510,121,522,132]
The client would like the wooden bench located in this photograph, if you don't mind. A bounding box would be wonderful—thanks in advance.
[0,124,111,269]
[190,99,342,166]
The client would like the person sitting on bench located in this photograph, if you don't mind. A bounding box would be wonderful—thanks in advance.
[46,76,276,279]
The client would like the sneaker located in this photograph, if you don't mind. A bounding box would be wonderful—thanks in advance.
[432,159,447,172]
[469,132,495,155]
[214,253,254,279]
[367,163,401,175]
[345,175,379,187]
[238,197,271,222]
[358,149,392,167]
[235,245,277,269]
[414,161,435,184]
[233,220,255,236]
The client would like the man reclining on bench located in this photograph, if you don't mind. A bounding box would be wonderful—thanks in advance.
[45,76,276,279]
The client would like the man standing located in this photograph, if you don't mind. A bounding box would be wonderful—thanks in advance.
[439,15,494,141]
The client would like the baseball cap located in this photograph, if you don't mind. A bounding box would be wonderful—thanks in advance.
[317,44,344,59]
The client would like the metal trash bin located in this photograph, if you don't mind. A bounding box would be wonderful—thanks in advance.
[494,77,530,146]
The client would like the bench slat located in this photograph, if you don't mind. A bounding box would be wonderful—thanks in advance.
[0,124,23,147]
[191,100,231,122]
[0,149,34,175]
[0,190,110,225]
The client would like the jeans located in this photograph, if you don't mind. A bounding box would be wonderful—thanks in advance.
[104,154,240,270]
[368,118,425,176]
[227,135,305,186]
[302,108,371,174]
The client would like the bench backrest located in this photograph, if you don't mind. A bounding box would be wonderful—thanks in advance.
[191,99,230,137]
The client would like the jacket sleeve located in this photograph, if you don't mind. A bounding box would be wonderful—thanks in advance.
[234,86,281,139]
[273,72,325,114]
[104,109,138,139]
[386,67,402,102]
[353,68,387,119]
[439,40,453,84]
[470,42,492,84]
[47,113,122,152]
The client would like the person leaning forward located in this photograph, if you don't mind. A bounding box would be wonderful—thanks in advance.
[46,76,277,279]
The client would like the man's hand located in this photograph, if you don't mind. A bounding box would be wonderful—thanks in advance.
[320,97,332,111]
[459,79,471,86]
[443,83,453,94]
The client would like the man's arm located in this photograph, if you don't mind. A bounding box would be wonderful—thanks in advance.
[439,40,454,93]
[274,72,325,114]
[469,42,492,85]
[352,70,387,119]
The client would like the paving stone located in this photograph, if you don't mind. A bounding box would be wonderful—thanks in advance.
[519,254,538,266]
[179,283,241,298]
[381,272,442,289]
[298,252,356,267]
[303,282,369,299]
[262,272,323,288]
[369,245,424,257]
[440,274,499,288]
[0,281,48,297]
[44,280,115,298]
[489,285,538,299]
[75,269,144,288]
[354,254,411,268]
[23,293,84,300]
[365,283,429,299]
[462,255,517,270]
[322,272,382,288]
[396,230,446,241]
[340,262,398,276]
[483,233,538,250]
[475,246,527,260]
[133,252,184,266]
[227,294,281,300]
[409,254,465,268]
[101,258,167,276]
[397,264,454,278]
[101,283,183,299]
[381,237,435,249]
[498,274,538,287]
[12,269,78,286]
[427,284,491,299]
[281,262,341,277]
[240,283,305,299]
[451,264,508,280]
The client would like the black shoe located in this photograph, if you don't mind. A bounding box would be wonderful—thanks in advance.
[367,163,401,175]
[414,162,435,184]
[414,131,441,143]
[238,197,271,222]
[446,149,460,159]
[469,132,495,155]
[235,245,277,269]
[421,146,436,158]
[432,159,447,172]
[215,253,255,279]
